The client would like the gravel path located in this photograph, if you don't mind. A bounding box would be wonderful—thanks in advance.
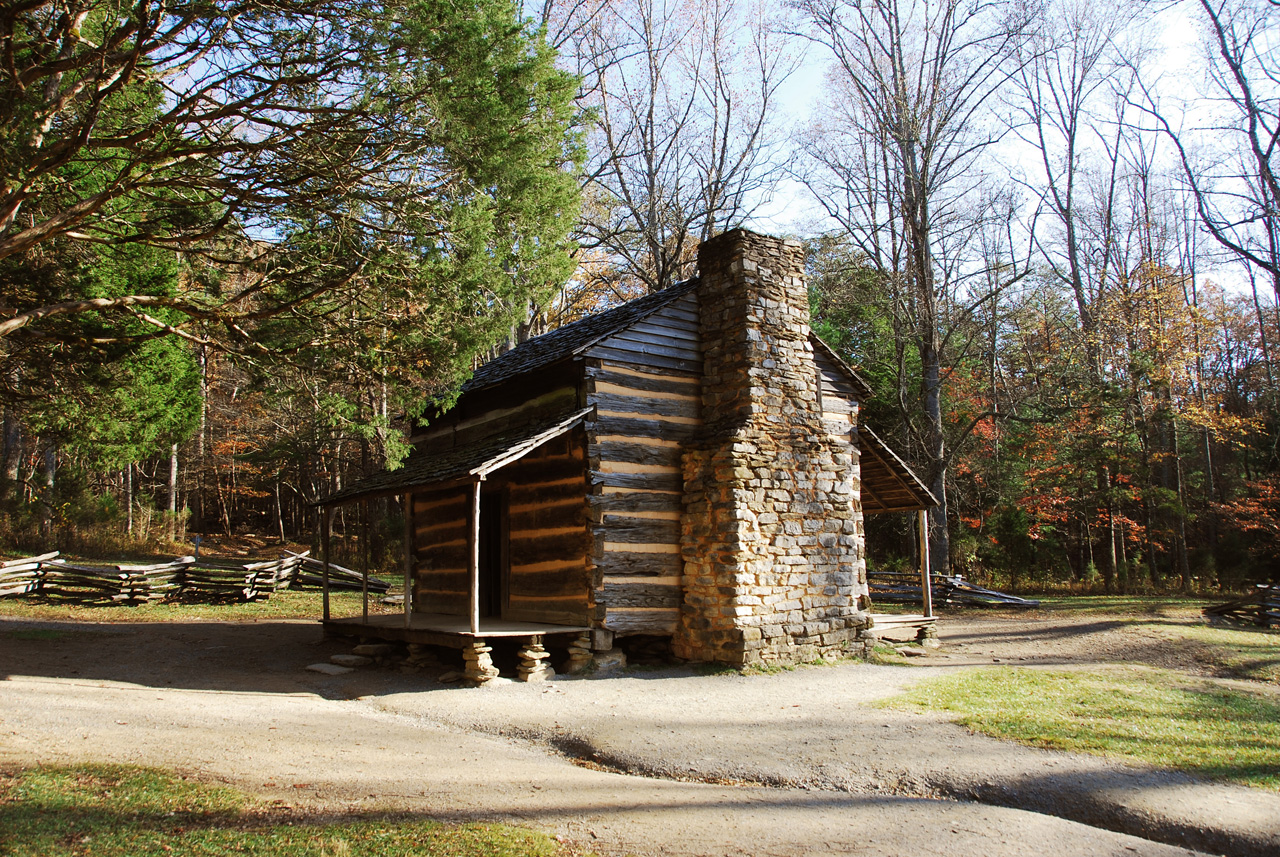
[1,611,1275,856]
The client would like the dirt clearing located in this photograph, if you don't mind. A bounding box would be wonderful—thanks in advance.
[1,605,1276,856]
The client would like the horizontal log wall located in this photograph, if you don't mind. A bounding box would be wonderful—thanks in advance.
[583,293,701,635]
[409,431,591,624]
[814,348,859,438]
[412,365,580,453]
[502,430,591,625]
[411,486,471,615]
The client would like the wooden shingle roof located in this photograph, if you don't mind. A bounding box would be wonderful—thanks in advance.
[318,408,592,506]
[858,425,938,512]
[463,278,701,393]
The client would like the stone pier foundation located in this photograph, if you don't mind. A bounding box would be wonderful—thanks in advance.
[461,639,500,684]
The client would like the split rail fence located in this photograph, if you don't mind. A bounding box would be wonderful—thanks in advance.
[1204,585,1280,629]
[868,570,1041,609]
[0,551,389,605]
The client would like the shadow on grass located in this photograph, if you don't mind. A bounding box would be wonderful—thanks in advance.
[0,765,559,857]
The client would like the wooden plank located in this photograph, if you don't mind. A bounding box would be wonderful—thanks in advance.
[592,392,700,420]
[415,520,467,539]
[494,456,585,486]
[599,460,681,476]
[594,550,683,577]
[510,530,590,566]
[509,501,584,531]
[592,440,683,468]
[595,516,681,544]
[0,552,58,568]
[591,415,701,441]
[593,335,700,365]
[586,344,700,373]
[507,477,586,504]
[420,541,472,568]
[593,470,683,492]
[602,582,682,608]
[505,605,591,625]
[604,329,701,357]
[814,351,862,398]
[588,361,700,386]
[604,607,679,634]
[510,558,585,575]
[625,317,701,343]
[413,488,467,512]
[508,566,590,598]
[588,379,700,403]
[414,377,578,445]
[650,298,699,325]
[588,492,683,515]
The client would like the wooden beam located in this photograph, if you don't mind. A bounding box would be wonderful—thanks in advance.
[919,509,933,619]
[361,499,369,624]
[403,492,414,629]
[321,506,332,622]
[469,478,482,635]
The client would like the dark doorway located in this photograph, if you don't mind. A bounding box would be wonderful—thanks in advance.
[477,488,508,618]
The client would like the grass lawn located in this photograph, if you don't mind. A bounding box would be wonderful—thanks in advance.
[886,665,1280,790]
[0,765,565,857]
[1171,622,1280,683]
[0,590,397,624]
[1035,595,1212,617]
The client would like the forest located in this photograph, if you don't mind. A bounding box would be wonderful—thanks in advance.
[1,0,1276,593]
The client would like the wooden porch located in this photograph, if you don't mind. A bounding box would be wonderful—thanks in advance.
[868,612,937,641]
[322,611,589,649]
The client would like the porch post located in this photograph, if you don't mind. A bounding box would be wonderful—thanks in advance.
[469,478,482,635]
[321,505,333,622]
[918,508,933,619]
[403,492,414,629]
[361,498,369,623]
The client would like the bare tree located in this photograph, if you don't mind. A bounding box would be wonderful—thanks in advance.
[557,0,799,293]
[1007,0,1143,589]
[795,0,1029,572]
[1137,0,1280,299]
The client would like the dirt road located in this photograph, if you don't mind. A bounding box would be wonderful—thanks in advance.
[1,612,1276,857]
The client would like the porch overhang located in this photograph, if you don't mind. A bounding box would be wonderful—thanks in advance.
[857,425,940,621]
[315,407,594,508]
[857,425,938,514]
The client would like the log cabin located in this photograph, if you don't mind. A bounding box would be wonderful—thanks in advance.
[318,228,935,678]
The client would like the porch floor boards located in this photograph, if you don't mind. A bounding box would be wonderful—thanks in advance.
[869,613,937,631]
[322,612,589,648]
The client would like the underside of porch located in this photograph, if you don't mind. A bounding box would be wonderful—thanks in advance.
[322,611,590,649]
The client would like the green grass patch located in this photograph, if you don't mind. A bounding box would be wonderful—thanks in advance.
[1171,623,1280,683]
[1035,596,1211,617]
[886,666,1280,790]
[0,765,565,857]
[0,591,394,624]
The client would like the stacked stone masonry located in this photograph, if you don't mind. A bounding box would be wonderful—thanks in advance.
[675,229,869,665]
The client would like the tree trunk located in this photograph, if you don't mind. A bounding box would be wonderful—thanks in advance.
[168,442,179,541]
[1,409,20,502]
[193,345,208,531]
[921,339,950,575]
[41,444,56,540]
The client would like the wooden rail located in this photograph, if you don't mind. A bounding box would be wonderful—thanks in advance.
[0,550,390,605]
[1205,585,1280,629]
[868,570,1041,608]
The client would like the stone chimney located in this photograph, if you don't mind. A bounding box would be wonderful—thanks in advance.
[676,229,868,665]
